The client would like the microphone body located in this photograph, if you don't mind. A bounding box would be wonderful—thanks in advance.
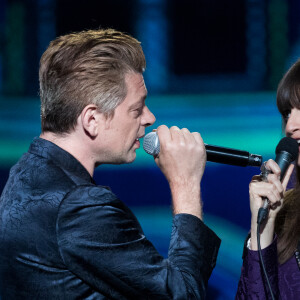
[205,144,262,167]
[275,151,296,181]
[257,137,299,224]
[143,132,262,167]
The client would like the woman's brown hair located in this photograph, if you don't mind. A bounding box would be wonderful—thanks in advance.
[275,59,300,264]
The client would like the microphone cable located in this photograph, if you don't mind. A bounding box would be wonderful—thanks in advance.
[256,163,275,300]
[256,220,275,300]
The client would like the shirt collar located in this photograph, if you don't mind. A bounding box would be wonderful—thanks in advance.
[28,137,95,185]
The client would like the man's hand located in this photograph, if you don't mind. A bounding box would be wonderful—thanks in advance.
[154,125,206,220]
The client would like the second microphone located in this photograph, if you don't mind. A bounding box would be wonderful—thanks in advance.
[143,132,262,167]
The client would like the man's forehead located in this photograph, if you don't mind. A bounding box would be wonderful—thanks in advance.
[125,72,145,85]
[125,73,147,98]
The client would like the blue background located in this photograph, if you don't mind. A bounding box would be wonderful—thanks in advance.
[1,0,300,298]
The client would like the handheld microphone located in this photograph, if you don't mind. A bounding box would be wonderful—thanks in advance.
[257,137,299,224]
[143,132,262,167]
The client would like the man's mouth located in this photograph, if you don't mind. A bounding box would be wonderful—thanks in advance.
[135,138,140,146]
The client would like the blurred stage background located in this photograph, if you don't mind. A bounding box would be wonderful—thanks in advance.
[1,0,300,299]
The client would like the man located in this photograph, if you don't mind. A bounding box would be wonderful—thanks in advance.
[0,29,220,299]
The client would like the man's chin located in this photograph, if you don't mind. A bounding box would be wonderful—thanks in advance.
[112,153,136,165]
[124,153,136,164]
[96,151,137,165]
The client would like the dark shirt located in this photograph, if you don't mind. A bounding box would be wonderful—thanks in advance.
[236,237,300,299]
[0,138,221,299]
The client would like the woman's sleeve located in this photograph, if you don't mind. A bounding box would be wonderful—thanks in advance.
[235,236,279,299]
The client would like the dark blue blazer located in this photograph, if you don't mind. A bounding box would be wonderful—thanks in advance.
[0,138,220,299]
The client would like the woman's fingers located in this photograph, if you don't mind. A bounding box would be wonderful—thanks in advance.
[281,164,294,190]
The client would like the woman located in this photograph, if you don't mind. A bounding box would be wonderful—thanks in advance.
[236,60,300,299]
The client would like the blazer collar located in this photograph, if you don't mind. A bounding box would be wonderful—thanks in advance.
[28,137,95,185]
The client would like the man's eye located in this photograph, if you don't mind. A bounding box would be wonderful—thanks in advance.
[135,107,143,116]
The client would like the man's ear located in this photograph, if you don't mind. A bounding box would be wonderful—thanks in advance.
[80,104,102,138]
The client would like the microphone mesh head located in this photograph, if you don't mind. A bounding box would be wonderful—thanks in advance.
[276,137,299,160]
[143,132,160,156]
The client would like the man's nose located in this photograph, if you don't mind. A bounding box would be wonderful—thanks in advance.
[142,106,156,127]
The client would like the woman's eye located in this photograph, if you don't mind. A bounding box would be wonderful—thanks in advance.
[283,111,290,122]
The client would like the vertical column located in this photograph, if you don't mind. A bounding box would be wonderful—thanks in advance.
[36,0,56,61]
[246,0,267,89]
[3,1,25,95]
[285,1,300,71]
[0,0,6,94]
[135,0,169,93]
[267,0,288,89]
[24,0,56,95]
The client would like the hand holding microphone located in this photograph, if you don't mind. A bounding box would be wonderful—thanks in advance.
[152,125,206,182]
[143,129,262,167]
[249,137,298,251]
[142,125,263,220]
[148,125,206,220]
[256,137,298,224]
[250,160,293,230]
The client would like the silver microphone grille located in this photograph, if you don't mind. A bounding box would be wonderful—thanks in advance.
[143,132,160,156]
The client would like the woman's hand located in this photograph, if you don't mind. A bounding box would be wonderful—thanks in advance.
[249,159,294,250]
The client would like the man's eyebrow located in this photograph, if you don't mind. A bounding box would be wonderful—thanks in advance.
[129,96,147,110]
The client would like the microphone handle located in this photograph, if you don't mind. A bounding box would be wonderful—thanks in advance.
[276,151,294,181]
[205,144,262,167]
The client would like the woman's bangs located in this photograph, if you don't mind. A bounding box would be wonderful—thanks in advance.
[277,63,300,116]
